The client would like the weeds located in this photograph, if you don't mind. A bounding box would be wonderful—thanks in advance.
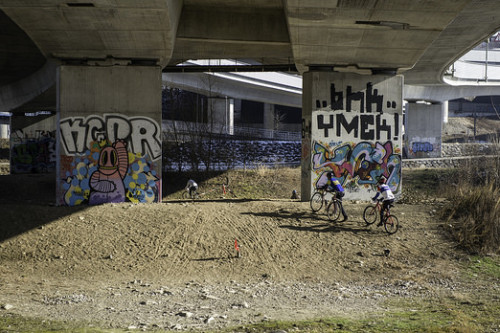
[441,185,500,254]
[437,143,500,255]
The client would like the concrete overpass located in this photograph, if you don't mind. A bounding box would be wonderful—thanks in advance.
[3,1,500,112]
[2,0,500,205]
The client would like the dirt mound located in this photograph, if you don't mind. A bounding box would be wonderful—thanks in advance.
[1,169,481,331]
[443,116,500,142]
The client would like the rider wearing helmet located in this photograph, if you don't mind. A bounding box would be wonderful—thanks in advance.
[372,176,395,226]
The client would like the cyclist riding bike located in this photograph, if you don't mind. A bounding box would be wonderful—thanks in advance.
[371,176,395,226]
[324,172,348,222]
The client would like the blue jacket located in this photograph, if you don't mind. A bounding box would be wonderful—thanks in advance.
[327,178,344,193]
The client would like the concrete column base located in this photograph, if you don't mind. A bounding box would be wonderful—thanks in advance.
[56,65,162,206]
[301,71,403,201]
[405,102,442,159]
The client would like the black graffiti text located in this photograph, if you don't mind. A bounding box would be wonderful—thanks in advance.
[315,82,397,113]
[317,113,400,141]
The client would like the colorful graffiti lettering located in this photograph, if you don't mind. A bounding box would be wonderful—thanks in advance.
[308,76,402,200]
[59,114,161,206]
[411,141,434,153]
[311,140,401,194]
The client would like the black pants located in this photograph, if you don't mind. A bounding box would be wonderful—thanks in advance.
[380,199,394,221]
[335,192,348,218]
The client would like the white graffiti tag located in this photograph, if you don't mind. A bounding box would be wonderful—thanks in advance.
[59,114,161,160]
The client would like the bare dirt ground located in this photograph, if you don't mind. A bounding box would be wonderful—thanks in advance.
[0,116,499,332]
[0,169,496,332]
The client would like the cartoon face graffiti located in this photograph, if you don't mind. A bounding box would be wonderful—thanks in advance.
[98,147,120,174]
[88,139,129,205]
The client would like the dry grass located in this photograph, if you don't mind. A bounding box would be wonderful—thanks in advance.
[437,146,500,254]
[441,185,500,254]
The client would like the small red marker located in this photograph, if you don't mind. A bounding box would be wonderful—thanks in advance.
[234,239,240,257]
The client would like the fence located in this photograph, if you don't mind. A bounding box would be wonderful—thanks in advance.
[162,120,301,141]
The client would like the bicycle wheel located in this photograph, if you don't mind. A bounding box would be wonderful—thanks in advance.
[327,200,341,222]
[310,191,324,212]
[384,215,399,234]
[182,191,190,199]
[363,205,378,225]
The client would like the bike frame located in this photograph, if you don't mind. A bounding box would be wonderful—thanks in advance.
[374,200,392,220]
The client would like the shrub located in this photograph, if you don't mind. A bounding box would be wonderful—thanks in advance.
[440,185,500,255]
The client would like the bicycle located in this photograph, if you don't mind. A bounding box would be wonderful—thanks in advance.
[326,196,343,222]
[363,200,399,234]
[310,187,331,212]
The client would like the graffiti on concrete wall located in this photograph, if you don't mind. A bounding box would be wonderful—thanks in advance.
[11,130,56,173]
[412,141,434,153]
[60,114,161,160]
[310,79,402,199]
[406,136,441,159]
[315,82,398,113]
[314,112,400,141]
[311,140,401,195]
[59,114,161,206]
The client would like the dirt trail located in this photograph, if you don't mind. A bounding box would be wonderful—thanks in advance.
[0,183,472,331]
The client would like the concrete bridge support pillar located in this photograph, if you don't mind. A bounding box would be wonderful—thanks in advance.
[301,71,403,201]
[56,65,163,206]
[442,100,449,124]
[0,123,9,139]
[263,103,276,138]
[227,97,234,135]
[207,96,234,134]
[404,102,442,159]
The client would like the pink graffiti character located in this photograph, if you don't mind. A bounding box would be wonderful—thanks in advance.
[89,139,128,205]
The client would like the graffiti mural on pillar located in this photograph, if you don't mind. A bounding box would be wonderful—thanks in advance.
[11,130,56,173]
[310,78,403,200]
[407,139,441,158]
[311,140,401,195]
[59,114,162,206]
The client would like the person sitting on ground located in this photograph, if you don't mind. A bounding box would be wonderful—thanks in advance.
[325,172,348,222]
[371,176,395,226]
[185,179,198,197]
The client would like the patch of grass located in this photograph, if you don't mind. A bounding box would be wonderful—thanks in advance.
[163,167,301,201]
[465,255,500,280]
[217,301,496,332]
[0,314,119,332]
